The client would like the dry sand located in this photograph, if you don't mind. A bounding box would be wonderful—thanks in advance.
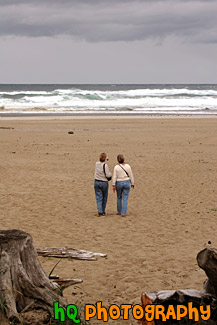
[1,116,217,323]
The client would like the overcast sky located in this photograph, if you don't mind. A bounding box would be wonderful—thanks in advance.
[0,0,216,84]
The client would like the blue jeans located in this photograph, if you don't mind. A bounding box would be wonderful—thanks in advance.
[94,180,108,214]
[116,180,131,215]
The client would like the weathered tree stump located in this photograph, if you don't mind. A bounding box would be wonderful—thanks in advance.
[197,247,217,297]
[0,229,67,323]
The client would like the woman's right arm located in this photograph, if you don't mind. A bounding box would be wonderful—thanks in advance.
[112,166,117,192]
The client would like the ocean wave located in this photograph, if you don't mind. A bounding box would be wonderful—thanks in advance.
[0,85,217,114]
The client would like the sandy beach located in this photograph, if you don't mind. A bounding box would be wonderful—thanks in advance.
[1,116,217,323]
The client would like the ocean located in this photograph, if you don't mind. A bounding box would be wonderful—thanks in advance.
[0,84,217,115]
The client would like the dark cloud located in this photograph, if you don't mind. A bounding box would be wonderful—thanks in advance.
[0,0,216,43]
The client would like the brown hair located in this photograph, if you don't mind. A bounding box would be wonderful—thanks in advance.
[99,152,107,162]
[117,154,125,164]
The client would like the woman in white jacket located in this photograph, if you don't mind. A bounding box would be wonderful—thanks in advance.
[94,152,112,216]
[112,154,134,217]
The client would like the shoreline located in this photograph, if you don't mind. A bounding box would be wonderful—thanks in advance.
[1,112,217,120]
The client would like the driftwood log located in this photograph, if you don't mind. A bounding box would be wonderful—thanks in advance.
[37,246,107,261]
[0,229,68,323]
[141,248,217,324]
[197,248,217,297]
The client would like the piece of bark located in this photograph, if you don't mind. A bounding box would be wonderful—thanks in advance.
[0,229,67,323]
[37,246,107,261]
[54,278,83,295]
[142,289,215,324]
[197,248,217,297]
[139,294,155,325]
[144,289,213,305]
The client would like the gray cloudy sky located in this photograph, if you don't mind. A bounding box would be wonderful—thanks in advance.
[0,0,216,83]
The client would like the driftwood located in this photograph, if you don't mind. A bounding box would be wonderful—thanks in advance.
[197,248,217,297]
[141,248,217,324]
[143,248,217,302]
[0,229,107,324]
[50,276,83,296]
[37,246,107,261]
[143,289,214,306]
[0,230,68,323]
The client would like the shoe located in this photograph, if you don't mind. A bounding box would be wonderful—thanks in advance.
[98,212,103,216]
[102,213,106,216]
[121,214,127,217]
[116,213,121,215]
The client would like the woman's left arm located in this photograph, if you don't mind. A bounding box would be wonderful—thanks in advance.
[105,164,112,178]
[128,166,134,188]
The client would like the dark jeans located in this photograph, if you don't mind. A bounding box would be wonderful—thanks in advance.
[94,180,109,214]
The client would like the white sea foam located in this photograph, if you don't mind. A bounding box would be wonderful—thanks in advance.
[0,85,217,114]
